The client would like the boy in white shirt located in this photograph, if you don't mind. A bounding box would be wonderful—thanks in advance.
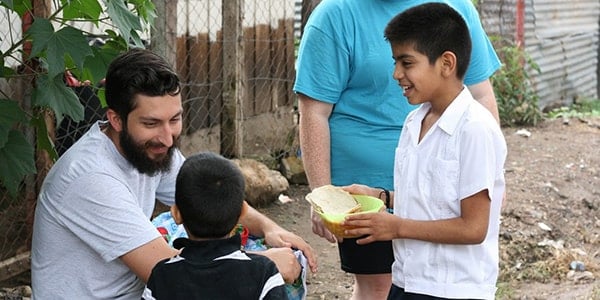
[341,3,507,299]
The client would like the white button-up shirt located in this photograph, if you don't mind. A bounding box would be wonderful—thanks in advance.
[392,87,506,300]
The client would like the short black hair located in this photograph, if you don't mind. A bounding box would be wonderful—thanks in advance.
[105,48,181,121]
[384,3,472,80]
[175,151,245,238]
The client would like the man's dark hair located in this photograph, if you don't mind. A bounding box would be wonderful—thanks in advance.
[384,3,472,80]
[175,152,245,238]
[105,48,181,121]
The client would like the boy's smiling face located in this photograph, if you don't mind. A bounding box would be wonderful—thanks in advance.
[390,42,444,106]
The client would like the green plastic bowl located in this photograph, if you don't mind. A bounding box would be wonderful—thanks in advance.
[317,195,384,237]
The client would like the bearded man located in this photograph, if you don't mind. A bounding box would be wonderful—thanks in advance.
[31,48,316,299]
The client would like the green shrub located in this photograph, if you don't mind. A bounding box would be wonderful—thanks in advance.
[545,97,600,119]
[491,43,543,127]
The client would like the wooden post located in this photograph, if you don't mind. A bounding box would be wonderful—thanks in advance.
[221,0,245,158]
[151,0,178,69]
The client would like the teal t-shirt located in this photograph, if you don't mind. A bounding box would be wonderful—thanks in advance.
[294,0,500,189]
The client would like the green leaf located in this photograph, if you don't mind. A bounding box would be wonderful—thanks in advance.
[0,0,13,8]
[128,30,144,48]
[97,87,106,107]
[28,18,54,58]
[28,19,93,78]
[0,130,36,198]
[103,30,130,50]
[0,99,28,148]
[0,0,32,17]
[0,66,16,78]
[31,116,58,161]
[48,27,93,78]
[1,55,16,78]
[105,0,144,47]
[61,0,102,22]
[81,46,120,83]
[0,52,17,78]
[129,0,156,25]
[32,74,84,126]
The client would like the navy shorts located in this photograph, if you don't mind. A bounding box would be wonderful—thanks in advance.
[338,237,393,274]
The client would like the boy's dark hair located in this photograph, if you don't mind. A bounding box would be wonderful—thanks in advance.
[105,48,181,121]
[175,151,245,238]
[384,3,471,80]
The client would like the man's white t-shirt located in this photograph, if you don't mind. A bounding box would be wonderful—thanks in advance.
[392,88,507,300]
[31,121,184,299]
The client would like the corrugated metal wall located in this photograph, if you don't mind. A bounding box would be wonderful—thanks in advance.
[480,0,599,110]
[479,0,518,43]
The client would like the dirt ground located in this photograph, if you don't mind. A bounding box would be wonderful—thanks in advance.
[258,116,600,300]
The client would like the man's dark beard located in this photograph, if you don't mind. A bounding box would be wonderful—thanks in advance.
[119,128,178,176]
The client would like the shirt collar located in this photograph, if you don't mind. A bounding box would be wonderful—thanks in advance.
[404,86,473,139]
[437,86,473,136]
[173,234,243,262]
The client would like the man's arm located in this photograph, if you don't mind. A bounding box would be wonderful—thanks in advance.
[240,203,318,279]
[297,94,342,243]
[120,237,179,283]
[297,94,333,189]
[467,79,499,123]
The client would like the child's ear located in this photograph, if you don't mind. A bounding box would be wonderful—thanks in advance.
[170,204,184,225]
[440,51,457,77]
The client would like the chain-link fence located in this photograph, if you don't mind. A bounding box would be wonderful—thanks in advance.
[171,0,300,166]
[0,8,35,281]
[0,0,304,283]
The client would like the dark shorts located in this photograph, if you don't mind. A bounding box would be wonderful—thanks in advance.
[338,237,393,274]
[387,285,482,300]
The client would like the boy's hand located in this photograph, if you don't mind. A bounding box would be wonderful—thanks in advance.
[342,211,399,245]
[260,247,301,283]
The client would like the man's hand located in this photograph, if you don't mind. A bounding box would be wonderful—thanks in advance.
[263,227,318,273]
[240,202,317,273]
[310,208,339,243]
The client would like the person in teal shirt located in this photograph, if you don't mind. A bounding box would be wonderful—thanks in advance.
[294,0,501,299]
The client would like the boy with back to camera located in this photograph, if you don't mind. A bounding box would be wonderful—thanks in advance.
[342,3,507,299]
[143,151,288,299]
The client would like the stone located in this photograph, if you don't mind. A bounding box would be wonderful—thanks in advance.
[280,155,308,185]
[233,158,289,207]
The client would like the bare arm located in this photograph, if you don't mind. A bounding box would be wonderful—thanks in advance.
[120,237,179,283]
[298,94,342,243]
[297,94,333,189]
[467,79,499,124]
[343,190,491,245]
